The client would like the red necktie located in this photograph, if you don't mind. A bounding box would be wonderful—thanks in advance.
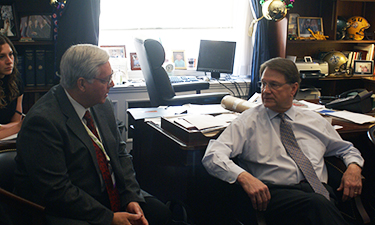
[84,110,121,211]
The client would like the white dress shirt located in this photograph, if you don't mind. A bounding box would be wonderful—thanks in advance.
[202,104,364,185]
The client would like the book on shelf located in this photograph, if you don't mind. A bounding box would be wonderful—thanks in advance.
[16,55,25,84]
[353,44,374,61]
[35,49,46,86]
[45,50,55,85]
[24,49,35,87]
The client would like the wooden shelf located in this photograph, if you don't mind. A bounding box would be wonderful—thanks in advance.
[287,40,375,44]
[339,0,375,2]
[13,41,54,46]
[24,86,54,93]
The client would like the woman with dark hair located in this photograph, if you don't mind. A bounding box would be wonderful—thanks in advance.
[0,33,24,139]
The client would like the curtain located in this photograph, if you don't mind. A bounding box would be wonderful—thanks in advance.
[249,0,270,97]
[232,0,254,77]
[56,0,101,74]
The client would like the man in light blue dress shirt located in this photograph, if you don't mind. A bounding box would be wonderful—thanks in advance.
[202,57,364,225]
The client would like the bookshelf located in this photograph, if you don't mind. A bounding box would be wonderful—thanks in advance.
[283,0,375,58]
[269,0,375,95]
[8,0,56,113]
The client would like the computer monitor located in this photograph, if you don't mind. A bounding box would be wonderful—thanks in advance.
[196,40,236,79]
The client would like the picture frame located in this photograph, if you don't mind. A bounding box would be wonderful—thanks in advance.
[353,60,374,76]
[297,17,323,38]
[130,52,141,70]
[20,14,53,41]
[288,13,300,36]
[172,50,187,70]
[0,4,20,40]
[100,45,126,58]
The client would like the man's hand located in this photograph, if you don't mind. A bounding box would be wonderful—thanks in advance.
[111,202,148,225]
[111,212,143,225]
[337,163,362,201]
[237,171,271,211]
[126,202,148,225]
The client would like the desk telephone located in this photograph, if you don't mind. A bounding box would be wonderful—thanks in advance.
[322,89,373,113]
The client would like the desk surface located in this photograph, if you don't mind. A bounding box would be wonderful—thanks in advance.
[133,110,375,225]
[146,116,373,151]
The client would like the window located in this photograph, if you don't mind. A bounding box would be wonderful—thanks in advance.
[99,0,253,77]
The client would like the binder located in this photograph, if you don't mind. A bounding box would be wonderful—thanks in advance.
[16,55,25,83]
[24,49,35,87]
[45,50,54,85]
[35,49,46,86]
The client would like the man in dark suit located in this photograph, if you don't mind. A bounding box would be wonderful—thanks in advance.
[15,44,170,225]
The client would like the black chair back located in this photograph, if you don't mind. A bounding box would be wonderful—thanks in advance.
[134,38,176,106]
[368,125,375,144]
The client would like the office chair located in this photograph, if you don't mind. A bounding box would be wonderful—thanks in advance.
[368,125,375,145]
[134,38,229,107]
[229,156,371,225]
[0,149,46,225]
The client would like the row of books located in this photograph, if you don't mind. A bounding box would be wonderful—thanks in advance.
[343,44,375,72]
[17,49,56,87]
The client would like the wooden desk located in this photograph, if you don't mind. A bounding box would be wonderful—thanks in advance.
[129,111,375,225]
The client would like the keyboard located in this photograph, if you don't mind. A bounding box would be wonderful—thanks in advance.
[169,76,199,83]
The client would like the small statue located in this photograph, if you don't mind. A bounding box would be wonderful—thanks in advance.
[308,28,329,40]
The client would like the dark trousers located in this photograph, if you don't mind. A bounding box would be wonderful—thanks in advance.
[45,195,171,225]
[232,182,349,225]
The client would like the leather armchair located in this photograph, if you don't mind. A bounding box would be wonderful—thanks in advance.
[368,125,375,144]
[0,149,46,225]
[134,38,229,107]
[229,156,371,225]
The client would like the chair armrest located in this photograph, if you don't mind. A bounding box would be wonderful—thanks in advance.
[0,188,45,217]
[172,81,210,93]
[324,157,371,224]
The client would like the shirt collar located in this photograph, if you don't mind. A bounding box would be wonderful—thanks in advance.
[266,106,296,121]
[64,88,88,120]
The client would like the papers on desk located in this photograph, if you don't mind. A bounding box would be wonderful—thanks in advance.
[185,104,232,115]
[168,114,237,134]
[318,109,375,124]
[127,104,231,121]
[294,100,375,124]
[297,100,325,111]
[165,113,238,136]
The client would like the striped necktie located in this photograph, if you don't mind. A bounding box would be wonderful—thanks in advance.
[279,113,330,200]
[84,110,121,211]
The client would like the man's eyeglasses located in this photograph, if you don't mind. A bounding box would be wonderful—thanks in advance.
[93,71,113,86]
[257,81,289,91]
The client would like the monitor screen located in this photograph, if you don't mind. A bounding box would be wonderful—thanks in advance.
[196,40,236,78]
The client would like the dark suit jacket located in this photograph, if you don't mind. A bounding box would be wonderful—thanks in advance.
[15,85,145,225]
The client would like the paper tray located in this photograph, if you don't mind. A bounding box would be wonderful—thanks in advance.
[161,116,221,146]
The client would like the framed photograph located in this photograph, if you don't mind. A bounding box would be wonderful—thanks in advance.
[0,4,19,40]
[20,14,52,41]
[130,52,141,70]
[353,60,374,76]
[172,50,187,70]
[100,45,126,58]
[297,17,323,38]
[288,13,300,36]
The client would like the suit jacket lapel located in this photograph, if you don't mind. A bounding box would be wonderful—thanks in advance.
[54,85,103,178]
